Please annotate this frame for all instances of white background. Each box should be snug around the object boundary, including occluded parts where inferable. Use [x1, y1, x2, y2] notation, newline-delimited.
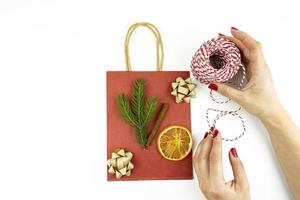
[0, 0, 300, 199]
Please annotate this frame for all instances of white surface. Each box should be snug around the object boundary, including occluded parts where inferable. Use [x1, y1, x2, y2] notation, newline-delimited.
[0, 0, 299, 199]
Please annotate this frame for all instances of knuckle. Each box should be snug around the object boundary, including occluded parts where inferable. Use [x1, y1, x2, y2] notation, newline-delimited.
[214, 137, 222, 145]
[219, 85, 228, 95]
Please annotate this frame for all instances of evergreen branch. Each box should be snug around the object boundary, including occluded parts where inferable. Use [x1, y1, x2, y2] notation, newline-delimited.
[143, 96, 159, 127]
[131, 79, 145, 126]
[116, 78, 159, 149]
[117, 94, 138, 127]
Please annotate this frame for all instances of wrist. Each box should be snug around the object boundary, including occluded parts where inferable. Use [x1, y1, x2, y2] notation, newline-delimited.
[257, 103, 286, 124]
[258, 104, 292, 130]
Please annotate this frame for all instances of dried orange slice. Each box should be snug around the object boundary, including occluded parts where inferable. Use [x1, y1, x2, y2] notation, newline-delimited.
[157, 125, 193, 161]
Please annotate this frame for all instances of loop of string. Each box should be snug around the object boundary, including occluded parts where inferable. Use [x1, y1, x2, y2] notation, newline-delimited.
[207, 65, 246, 141]
[124, 22, 164, 71]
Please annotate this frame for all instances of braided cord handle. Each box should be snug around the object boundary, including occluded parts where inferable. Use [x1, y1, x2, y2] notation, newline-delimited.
[124, 22, 164, 71]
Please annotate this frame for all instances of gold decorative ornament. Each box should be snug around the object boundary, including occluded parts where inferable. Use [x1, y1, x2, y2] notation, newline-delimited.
[171, 77, 196, 103]
[107, 148, 134, 179]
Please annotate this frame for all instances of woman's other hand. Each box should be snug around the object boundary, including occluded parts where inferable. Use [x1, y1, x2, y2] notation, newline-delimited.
[210, 28, 283, 119]
[193, 129, 250, 200]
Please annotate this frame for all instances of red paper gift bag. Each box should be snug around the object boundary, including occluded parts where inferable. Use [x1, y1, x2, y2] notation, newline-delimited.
[106, 23, 193, 181]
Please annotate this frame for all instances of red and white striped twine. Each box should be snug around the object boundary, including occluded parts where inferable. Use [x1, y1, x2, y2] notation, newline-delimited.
[191, 37, 246, 141]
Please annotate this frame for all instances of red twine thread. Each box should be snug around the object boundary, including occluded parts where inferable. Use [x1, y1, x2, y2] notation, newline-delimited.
[191, 37, 246, 141]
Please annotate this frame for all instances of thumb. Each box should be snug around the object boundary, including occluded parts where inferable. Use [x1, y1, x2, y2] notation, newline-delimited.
[228, 148, 249, 189]
[208, 83, 243, 103]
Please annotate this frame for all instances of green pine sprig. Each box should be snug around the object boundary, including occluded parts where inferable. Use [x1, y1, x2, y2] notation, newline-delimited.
[117, 94, 138, 127]
[132, 78, 145, 126]
[117, 78, 158, 148]
[144, 96, 158, 127]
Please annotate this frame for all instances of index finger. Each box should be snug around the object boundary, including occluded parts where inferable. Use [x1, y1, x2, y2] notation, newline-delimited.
[193, 132, 213, 182]
[219, 34, 251, 61]
[209, 129, 224, 180]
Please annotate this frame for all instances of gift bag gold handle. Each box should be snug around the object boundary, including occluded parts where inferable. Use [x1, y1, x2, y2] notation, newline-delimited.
[124, 22, 164, 71]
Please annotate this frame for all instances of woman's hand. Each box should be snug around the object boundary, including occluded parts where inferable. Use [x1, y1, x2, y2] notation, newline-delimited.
[204, 28, 300, 198]
[193, 129, 250, 200]
[209, 27, 283, 119]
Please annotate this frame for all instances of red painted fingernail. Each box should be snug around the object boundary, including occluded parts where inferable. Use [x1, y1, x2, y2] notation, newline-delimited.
[203, 132, 209, 139]
[212, 129, 218, 138]
[218, 33, 225, 36]
[208, 83, 218, 91]
[231, 27, 238, 30]
[210, 127, 214, 132]
[230, 148, 238, 157]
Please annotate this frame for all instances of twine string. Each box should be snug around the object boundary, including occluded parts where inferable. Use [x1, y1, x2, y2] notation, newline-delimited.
[191, 37, 246, 141]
